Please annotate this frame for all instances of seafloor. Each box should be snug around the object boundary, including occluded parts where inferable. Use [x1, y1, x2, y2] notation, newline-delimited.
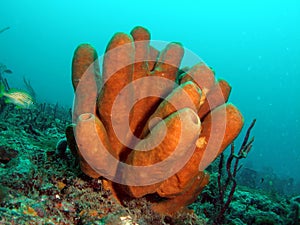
[0, 102, 299, 225]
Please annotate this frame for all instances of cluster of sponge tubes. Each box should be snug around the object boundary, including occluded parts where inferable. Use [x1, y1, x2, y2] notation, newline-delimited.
[66, 26, 244, 216]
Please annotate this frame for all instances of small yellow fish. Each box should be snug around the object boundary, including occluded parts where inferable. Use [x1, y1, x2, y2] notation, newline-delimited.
[0, 83, 34, 109]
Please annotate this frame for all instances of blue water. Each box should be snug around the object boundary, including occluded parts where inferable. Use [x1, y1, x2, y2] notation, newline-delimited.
[1, 1, 299, 192]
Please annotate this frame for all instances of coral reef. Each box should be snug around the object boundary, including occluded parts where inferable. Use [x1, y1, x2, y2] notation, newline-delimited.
[66, 26, 244, 216]
[0, 97, 298, 224]
[0, 103, 207, 224]
[192, 173, 300, 224]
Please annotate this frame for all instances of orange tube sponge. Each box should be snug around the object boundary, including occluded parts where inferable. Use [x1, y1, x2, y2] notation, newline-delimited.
[140, 81, 202, 138]
[67, 26, 245, 217]
[126, 108, 201, 197]
[180, 62, 215, 92]
[198, 79, 232, 119]
[71, 44, 99, 91]
[130, 26, 150, 80]
[155, 103, 243, 200]
[155, 43, 184, 80]
[97, 33, 135, 157]
[197, 103, 244, 170]
[129, 42, 184, 141]
[72, 44, 100, 121]
[75, 113, 116, 179]
[152, 171, 210, 216]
